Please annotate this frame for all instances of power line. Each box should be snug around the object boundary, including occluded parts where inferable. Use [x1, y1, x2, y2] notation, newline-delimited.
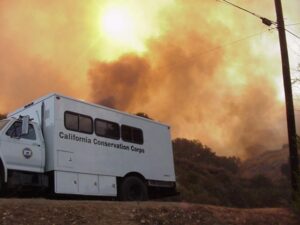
[286, 23, 300, 27]
[217, 0, 276, 26]
[218, 0, 300, 40]
[217, 0, 261, 18]
[285, 29, 300, 40]
[198, 29, 275, 56]
[287, 32, 300, 46]
[154, 29, 276, 72]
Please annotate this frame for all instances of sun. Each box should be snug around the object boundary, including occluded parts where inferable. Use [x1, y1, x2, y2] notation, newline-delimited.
[100, 5, 145, 54]
[97, 1, 173, 60]
[101, 7, 133, 40]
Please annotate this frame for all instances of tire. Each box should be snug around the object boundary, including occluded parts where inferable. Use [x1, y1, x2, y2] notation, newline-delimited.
[0, 168, 5, 197]
[120, 176, 148, 201]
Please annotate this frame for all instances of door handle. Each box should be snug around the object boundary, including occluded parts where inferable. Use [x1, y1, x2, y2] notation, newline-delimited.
[32, 143, 41, 147]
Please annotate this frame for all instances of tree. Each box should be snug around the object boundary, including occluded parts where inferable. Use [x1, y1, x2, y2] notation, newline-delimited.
[135, 112, 153, 120]
[291, 64, 300, 85]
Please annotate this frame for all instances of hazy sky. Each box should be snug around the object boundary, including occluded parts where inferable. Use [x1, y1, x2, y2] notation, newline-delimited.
[1, 0, 299, 157]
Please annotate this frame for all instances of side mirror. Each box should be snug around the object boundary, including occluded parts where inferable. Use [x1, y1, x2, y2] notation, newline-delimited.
[21, 116, 30, 135]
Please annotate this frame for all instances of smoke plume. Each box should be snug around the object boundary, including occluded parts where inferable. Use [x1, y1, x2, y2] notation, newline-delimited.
[89, 0, 287, 157]
[1, 0, 297, 157]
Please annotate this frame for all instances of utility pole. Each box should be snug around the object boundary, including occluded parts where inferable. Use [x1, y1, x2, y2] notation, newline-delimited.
[274, 0, 299, 196]
[219, 0, 299, 199]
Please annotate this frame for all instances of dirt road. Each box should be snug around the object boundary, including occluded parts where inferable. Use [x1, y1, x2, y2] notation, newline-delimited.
[0, 199, 299, 225]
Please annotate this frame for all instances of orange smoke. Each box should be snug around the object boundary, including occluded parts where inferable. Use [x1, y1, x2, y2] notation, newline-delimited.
[89, 28, 286, 157]
[1, 0, 298, 157]
[88, 0, 289, 157]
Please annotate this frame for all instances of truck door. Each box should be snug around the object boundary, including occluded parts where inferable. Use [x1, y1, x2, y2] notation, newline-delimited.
[0, 121, 44, 172]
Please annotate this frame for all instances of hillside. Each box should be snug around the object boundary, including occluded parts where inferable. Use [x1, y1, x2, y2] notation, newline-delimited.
[0, 199, 299, 225]
[171, 138, 291, 207]
[240, 145, 289, 182]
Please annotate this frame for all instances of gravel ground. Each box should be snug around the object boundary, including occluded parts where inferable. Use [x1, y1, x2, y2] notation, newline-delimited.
[0, 199, 299, 225]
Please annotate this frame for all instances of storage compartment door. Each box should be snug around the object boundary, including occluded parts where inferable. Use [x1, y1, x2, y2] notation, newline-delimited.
[55, 171, 78, 194]
[99, 176, 117, 196]
[78, 174, 99, 195]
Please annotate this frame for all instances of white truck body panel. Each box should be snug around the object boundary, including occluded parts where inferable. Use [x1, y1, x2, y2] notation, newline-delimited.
[7, 93, 175, 196]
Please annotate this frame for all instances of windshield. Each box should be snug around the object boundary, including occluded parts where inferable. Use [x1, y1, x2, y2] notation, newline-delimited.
[0, 120, 9, 131]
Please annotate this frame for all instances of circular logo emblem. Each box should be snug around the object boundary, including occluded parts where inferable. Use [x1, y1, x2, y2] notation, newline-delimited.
[23, 148, 33, 159]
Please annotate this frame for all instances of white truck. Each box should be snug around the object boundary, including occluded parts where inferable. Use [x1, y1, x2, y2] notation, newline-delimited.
[0, 93, 176, 200]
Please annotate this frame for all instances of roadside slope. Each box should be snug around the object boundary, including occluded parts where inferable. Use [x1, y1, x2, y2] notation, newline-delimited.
[0, 199, 299, 225]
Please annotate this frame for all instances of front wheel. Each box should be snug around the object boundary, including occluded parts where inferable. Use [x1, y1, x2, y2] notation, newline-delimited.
[119, 176, 148, 201]
[0, 171, 6, 197]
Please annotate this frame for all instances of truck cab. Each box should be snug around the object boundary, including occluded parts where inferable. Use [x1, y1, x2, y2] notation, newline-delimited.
[0, 117, 46, 193]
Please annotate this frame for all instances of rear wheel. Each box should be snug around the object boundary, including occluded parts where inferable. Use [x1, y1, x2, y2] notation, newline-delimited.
[120, 176, 148, 201]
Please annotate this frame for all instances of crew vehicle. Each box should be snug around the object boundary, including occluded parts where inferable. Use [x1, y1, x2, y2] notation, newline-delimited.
[0, 93, 176, 200]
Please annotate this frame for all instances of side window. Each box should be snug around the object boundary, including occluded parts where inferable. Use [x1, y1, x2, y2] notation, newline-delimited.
[6, 122, 36, 140]
[95, 119, 120, 140]
[64, 111, 93, 134]
[132, 127, 143, 144]
[26, 125, 36, 140]
[121, 125, 144, 145]
[79, 116, 93, 134]
[65, 112, 78, 131]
